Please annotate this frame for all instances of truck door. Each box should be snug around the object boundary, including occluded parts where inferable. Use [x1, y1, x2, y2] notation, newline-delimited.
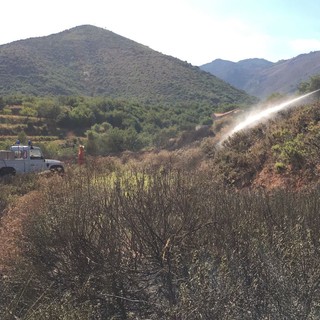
[29, 148, 45, 172]
[12, 148, 27, 173]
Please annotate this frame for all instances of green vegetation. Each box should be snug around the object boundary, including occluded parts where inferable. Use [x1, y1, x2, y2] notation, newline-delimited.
[208, 101, 320, 188]
[0, 94, 230, 155]
[2, 27, 320, 319]
[298, 74, 320, 94]
[0, 24, 258, 156]
[0, 25, 256, 107]
[1, 94, 320, 318]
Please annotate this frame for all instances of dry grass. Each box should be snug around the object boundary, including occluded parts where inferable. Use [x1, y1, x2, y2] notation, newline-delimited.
[0, 190, 42, 274]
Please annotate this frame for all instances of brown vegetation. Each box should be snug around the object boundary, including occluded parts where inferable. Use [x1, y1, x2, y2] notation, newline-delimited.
[0, 190, 41, 274]
[1, 101, 320, 318]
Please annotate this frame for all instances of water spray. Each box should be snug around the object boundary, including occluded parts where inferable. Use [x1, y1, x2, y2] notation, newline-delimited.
[219, 89, 320, 145]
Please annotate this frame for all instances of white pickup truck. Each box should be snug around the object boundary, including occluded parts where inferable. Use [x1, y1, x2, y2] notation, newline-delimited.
[0, 145, 64, 176]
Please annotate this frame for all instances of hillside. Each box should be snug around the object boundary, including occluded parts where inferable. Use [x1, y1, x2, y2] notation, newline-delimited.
[201, 52, 320, 99]
[205, 100, 320, 189]
[0, 25, 255, 107]
[2, 25, 320, 319]
[2, 99, 320, 319]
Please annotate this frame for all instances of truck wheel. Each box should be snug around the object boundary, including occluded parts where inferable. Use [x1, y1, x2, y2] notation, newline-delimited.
[50, 166, 64, 174]
[0, 167, 16, 176]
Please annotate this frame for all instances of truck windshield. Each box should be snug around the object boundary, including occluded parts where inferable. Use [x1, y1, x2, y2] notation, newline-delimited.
[30, 148, 43, 159]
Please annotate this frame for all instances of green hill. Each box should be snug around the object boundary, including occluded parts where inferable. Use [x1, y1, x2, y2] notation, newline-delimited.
[0, 25, 255, 106]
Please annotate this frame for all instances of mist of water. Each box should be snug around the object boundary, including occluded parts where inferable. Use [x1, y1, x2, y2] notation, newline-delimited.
[220, 89, 320, 145]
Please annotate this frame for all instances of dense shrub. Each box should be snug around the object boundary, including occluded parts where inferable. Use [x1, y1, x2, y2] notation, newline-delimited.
[0, 173, 39, 217]
[2, 160, 320, 319]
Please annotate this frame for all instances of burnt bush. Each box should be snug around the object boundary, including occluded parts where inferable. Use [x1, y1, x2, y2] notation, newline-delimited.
[0, 173, 39, 218]
[2, 160, 320, 319]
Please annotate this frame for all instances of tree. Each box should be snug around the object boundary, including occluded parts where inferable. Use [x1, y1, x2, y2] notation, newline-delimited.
[86, 131, 99, 156]
[20, 106, 37, 118]
[36, 99, 61, 119]
[17, 131, 28, 144]
[0, 96, 5, 110]
[69, 104, 96, 128]
[265, 92, 286, 104]
[2, 106, 12, 115]
[298, 74, 320, 95]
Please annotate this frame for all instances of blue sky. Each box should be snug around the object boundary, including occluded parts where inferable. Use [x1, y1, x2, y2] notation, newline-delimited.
[1, 0, 320, 66]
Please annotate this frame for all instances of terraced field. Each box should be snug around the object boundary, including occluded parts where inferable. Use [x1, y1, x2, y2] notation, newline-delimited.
[0, 114, 57, 140]
[0, 113, 81, 159]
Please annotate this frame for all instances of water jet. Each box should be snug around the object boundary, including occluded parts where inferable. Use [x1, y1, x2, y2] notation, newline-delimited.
[219, 89, 320, 146]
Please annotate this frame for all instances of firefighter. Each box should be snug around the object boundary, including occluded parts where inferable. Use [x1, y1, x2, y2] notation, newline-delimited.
[78, 145, 85, 165]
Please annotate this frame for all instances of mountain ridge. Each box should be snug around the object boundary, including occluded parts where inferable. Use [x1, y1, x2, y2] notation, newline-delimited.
[201, 52, 320, 98]
[0, 24, 255, 107]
